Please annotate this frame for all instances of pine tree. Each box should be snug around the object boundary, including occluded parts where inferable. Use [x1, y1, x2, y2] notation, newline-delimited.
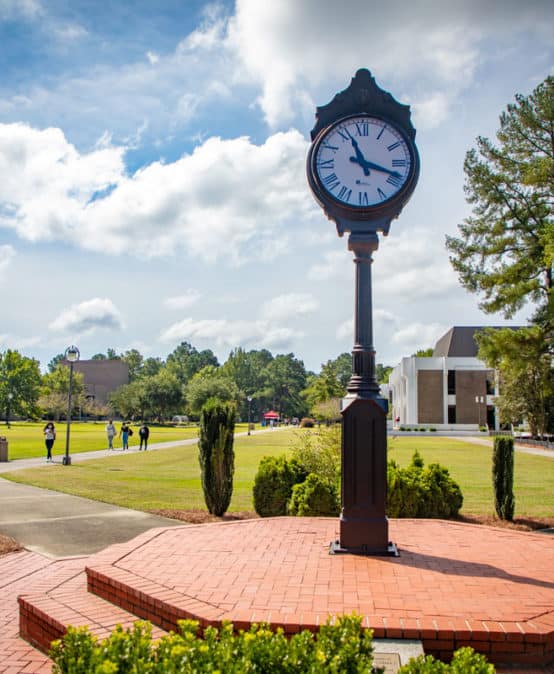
[492, 436, 515, 521]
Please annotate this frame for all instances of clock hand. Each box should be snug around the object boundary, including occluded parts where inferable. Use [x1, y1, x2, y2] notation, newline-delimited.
[350, 137, 370, 176]
[357, 158, 402, 179]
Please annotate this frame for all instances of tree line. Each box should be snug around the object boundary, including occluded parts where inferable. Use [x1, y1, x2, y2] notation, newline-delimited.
[0, 343, 392, 424]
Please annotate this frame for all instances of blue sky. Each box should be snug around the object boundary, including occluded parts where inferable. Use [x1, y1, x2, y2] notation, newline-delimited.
[0, 0, 552, 373]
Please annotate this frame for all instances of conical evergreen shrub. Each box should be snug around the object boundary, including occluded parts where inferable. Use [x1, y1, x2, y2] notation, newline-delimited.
[492, 435, 515, 521]
[198, 399, 236, 516]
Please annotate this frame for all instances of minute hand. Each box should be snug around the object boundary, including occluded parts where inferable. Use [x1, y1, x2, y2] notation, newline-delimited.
[351, 156, 402, 179]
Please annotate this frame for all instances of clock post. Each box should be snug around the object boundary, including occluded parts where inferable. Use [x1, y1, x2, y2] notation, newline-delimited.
[306, 69, 420, 555]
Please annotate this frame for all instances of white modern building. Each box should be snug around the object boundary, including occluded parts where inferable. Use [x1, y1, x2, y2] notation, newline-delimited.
[388, 327, 499, 429]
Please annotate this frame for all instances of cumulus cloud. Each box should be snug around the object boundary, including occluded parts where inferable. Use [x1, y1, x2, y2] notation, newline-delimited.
[49, 298, 124, 335]
[227, 0, 553, 128]
[0, 333, 41, 350]
[159, 317, 303, 351]
[164, 289, 202, 310]
[0, 123, 314, 262]
[260, 292, 318, 321]
[392, 322, 447, 353]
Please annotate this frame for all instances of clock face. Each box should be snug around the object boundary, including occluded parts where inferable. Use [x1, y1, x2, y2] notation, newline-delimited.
[312, 115, 414, 208]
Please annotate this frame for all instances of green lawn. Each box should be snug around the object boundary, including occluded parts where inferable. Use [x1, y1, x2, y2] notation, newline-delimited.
[2, 430, 553, 518]
[0, 421, 251, 460]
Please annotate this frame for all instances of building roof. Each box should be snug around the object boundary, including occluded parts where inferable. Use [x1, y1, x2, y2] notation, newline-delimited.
[432, 326, 521, 358]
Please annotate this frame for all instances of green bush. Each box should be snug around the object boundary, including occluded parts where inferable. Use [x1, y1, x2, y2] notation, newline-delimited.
[198, 399, 236, 516]
[492, 436, 515, 521]
[253, 455, 306, 517]
[299, 417, 316, 428]
[50, 615, 378, 674]
[387, 452, 463, 518]
[50, 618, 495, 673]
[290, 425, 341, 485]
[288, 473, 340, 516]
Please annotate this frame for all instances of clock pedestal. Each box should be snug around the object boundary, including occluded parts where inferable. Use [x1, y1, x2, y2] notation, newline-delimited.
[331, 231, 397, 556]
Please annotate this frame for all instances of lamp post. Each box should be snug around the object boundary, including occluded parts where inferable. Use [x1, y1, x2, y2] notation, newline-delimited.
[247, 396, 252, 435]
[63, 345, 80, 466]
[475, 395, 485, 429]
[6, 392, 13, 428]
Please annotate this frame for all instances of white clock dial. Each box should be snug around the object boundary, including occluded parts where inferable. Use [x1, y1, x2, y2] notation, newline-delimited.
[314, 116, 412, 208]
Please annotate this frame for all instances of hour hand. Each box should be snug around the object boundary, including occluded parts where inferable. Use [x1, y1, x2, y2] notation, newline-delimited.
[350, 138, 370, 176]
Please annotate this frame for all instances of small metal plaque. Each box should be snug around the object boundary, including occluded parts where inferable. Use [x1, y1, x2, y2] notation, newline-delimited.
[373, 652, 401, 673]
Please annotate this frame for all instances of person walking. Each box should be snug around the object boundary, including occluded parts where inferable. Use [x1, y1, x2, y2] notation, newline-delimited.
[139, 422, 150, 450]
[105, 419, 116, 450]
[119, 422, 132, 450]
[43, 422, 56, 462]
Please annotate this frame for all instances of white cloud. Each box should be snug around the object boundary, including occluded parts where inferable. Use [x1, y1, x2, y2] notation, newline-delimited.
[159, 317, 303, 351]
[308, 249, 350, 281]
[392, 322, 447, 353]
[146, 51, 159, 65]
[0, 332, 41, 350]
[0, 244, 15, 274]
[227, 0, 553, 128]
[0, 0, 42, 20]
[49, 298, 124, 335]
[164, 289, 202, 310]
[336, 319, 352, 340]
[0, 123, 314, 263]
[261, 292, 318, 321]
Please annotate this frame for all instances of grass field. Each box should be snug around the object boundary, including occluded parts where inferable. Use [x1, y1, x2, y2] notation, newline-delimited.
[2, 428, 553, 518]
[0, 421, 251, 460]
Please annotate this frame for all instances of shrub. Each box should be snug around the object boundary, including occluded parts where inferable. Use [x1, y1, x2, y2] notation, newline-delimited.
[198, 399, 235, 516]
[50, 619, 495, 673]
[299, 417, 316, 428]
[398, 646, 495, 673]
[387, 452, 463, 518]
[492, 436, 515, 521]
[429, 427, 437, 432]
[253, 455, 306, 517]
[288, 473, 340, 516]
[290, 425, 341, 485]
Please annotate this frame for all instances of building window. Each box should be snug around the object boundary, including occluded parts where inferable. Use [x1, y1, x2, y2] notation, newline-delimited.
[486, 376, 494, 395]
[447, 370, 456, 395]
[448, 405, 456, 423]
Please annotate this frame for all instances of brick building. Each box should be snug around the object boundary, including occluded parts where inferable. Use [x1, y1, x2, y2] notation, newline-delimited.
[388, 327, 501, 429]
[70, 359, 129, 405]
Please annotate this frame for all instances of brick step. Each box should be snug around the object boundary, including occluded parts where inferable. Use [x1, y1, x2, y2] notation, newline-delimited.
[18, 570, 167, 654]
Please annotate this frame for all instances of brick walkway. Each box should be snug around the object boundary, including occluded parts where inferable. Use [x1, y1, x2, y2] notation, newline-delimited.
[11, 518, 554, 671]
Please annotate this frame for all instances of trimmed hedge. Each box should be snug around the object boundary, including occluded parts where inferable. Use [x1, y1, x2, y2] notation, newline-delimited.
[288, 473, 340, 517]
[50, 617, 495, 673]
[253, 455, 307, 516]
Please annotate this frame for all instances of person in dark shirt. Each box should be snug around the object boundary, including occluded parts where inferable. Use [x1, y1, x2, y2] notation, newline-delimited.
[139, 423, 150, 450]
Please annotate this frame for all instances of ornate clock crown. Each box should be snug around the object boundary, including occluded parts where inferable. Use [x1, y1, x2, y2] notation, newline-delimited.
[310, 69, 416, 142]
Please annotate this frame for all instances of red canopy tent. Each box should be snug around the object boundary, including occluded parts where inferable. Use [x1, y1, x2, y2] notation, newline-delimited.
[263, 410, 280, 420]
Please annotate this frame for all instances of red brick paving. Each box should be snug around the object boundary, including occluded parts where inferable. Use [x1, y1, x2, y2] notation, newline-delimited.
[6, 518, 554, 672]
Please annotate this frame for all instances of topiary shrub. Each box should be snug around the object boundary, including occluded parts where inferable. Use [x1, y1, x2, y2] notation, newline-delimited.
[299, 417, 316, 428]
[492, 436, 515, 521]
[398, 646, 495, 673]
[387, 452, 463, 518]
[288, 473, 340, 516]
[198, 399, 236, 517]
[253, 455, 307, 517]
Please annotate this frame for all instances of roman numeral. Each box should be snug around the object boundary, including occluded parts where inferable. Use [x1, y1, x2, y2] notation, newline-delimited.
[355, 122, 369, 136]
[386, 174, 402, 188]
[392, 159, 406, 167]
[337, 127, 353, 141]
[322, 142, 339, 153]
[322, 173, 340, 191]
[377, 188, 388, 201]
[387, 141, 401, 151]
[317, 158, 334, 170]
[337, 186, 352, 202]
[376, 126, 385, 140]
[358, 191, 369, 206]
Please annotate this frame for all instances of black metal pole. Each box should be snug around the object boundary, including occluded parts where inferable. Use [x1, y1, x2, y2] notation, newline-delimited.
[247, 398, 252, 435]
[64, 363, 73, 466]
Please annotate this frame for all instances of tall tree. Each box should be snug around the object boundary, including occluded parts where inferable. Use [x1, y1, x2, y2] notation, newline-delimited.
[120, 349, 144, 381]
[165, 342, 219, 386]
[446, 76, 553, 322]
[0, 349, 42, 420]
[40, 363, 85, 420]
[477, 326, 554, 436]
[185, 366, 239, 416]
[264, 353, 308, 418]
